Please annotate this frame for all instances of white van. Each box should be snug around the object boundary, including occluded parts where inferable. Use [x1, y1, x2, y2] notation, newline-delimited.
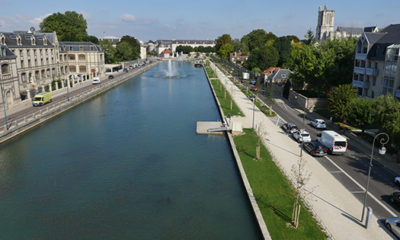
[92, 77, 101, 85]
[317, 130, 347, 154]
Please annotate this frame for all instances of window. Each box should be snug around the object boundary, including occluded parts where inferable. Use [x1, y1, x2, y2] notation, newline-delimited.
[79, 46, 83, 51]
[1, 64, 10, 74]
[21, 73, 26, 82]
[17, 36, 22, 45]
[79, 66, 86, 72]
[373, 77, 376, 86]
[1, 36, 5, 45]
[43, 38, 47, 45]
[20, 60, 24, 68]
[78, 54, 85, 60]
[371, 91, 375, 98]
[69, 47, 73, 51]
[28, 59, 31, 67]
[69, 66, 76, 72]
[31, 37, 35, 45]
[68, 54, 76, 60]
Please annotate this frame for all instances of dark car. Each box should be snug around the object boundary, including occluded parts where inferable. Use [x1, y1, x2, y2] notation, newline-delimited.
[391, 192, 400, 207]
[123, 68, 128, 73]
[108, 75, 114, 79]
[281, 122, 299, 134]
[303, 142, 328, 157]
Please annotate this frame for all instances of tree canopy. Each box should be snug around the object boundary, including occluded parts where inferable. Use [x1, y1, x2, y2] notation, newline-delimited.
[328, 84, 357, 123]
[273, 36, 292, 67]
[215, 34, 234, 59]
[40, 11, 88, 41]
[99, 39, 117, 64]
[244, 45, 279, 70]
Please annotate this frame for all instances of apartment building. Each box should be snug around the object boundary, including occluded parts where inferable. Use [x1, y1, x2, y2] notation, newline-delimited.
[352, 24, 400, 99]
[0, 29, 105, 108]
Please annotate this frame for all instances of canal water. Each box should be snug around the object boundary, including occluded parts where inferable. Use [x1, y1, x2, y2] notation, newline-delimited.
[0, 61, 261, 239]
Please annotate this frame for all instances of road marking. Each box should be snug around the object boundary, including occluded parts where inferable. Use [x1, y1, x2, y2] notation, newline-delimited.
[351, 191, 365, 194]
[325, 156, 397, 217]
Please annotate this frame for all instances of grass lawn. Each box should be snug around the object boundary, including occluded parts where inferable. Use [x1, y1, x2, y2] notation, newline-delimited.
[234, 129, 326, 240]
[337, 122, 361, 131]
[204, 66, 217, 78]
[210, 79, 244, 116]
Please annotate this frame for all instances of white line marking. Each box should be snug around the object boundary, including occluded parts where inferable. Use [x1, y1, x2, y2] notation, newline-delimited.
[351, 191, 365, 194]
[324, 156, 397, 217]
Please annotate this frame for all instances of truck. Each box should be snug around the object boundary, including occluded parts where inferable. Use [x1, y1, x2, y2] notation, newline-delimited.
[32, 92, 52, 106]
[317, 130, 347, 154]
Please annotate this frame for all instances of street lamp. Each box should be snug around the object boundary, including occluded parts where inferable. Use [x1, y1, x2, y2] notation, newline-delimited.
[252, 95, 255, 129]
[66, 78, 71, 102]
[361, 132, 389, 223]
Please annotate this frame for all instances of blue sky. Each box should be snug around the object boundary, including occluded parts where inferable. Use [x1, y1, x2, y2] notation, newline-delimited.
[1, 0, 399, 41]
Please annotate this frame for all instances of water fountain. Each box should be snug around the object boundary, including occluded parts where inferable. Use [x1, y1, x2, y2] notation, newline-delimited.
[166, 59, 176, 78]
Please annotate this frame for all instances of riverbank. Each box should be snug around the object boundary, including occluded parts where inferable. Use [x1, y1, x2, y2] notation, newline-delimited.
[0, 61, 159, 145]
[203, 63, 272, 240]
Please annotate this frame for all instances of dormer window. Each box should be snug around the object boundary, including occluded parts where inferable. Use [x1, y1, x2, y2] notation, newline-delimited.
[31, 37, 36, 45]
[0, 36, 5, 45]
[43, 37, 47, 46]
[17, 36, 22, 46]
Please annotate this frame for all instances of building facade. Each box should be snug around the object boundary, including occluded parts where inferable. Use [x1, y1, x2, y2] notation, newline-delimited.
[316, 5, 363, 42]
[0, 30, 105, 108]
[154, 40, 215, 56]
[352, 24, 400, 99]
[0, 44, 19, 108]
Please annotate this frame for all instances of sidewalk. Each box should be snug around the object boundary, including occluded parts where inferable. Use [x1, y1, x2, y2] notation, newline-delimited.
[210, 62, 388, 240]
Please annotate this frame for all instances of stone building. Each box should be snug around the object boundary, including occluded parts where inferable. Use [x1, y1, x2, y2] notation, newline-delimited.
[59, 42, 105, 82]
[316, 5, 363, 42]
[0, 29, 105, 109]
[352, 24, 400, 99]
[0, 44, 19, 107]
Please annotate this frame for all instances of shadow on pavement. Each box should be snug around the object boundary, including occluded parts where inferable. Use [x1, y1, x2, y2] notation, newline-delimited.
[265, 138, 299, 158]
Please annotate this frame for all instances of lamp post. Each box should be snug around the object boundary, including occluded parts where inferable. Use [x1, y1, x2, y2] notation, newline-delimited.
[252, 95, 255, 129]
[66, 78, 70, 102]
[361, 132, 389, 223]
[0, 83, 9, 130]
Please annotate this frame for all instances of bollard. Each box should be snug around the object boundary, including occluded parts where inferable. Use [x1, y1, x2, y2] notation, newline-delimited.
[365, 207, 373, 229]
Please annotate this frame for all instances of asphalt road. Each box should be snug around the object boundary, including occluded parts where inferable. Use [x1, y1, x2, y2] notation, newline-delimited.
[243, 81, 400, 221]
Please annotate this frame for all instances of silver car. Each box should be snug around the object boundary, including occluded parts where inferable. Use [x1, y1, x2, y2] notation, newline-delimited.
[386, 217, 400, 238]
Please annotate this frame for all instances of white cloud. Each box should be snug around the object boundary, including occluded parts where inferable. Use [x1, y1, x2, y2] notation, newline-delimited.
[121, 14, 135, 22]
[28, 13, 51, 26]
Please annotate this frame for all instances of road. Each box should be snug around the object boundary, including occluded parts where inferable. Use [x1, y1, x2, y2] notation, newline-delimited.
[214, 58, 400, 221]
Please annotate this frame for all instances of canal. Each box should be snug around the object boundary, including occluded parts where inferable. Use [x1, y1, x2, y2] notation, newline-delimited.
[0, 61, 261, 239]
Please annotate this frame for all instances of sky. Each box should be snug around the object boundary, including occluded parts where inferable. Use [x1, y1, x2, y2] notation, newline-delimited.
[1, 0, 399, 42]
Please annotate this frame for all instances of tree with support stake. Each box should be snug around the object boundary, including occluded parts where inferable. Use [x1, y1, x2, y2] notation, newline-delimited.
[291, 152, 311, 228]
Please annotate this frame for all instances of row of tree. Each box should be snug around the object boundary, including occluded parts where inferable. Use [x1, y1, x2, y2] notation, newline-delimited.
[329, 84, 400, 147]
[175, 45, 215, 54]
[40, 11, 141, 64]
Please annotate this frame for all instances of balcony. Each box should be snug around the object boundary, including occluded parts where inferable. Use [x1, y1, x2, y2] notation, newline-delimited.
[354, 67, 366, 74]
[366, 68, 379, 76]
[355, 53, 367, 60]
[395, 89, 400, 98]
[353, 79, 369, 88]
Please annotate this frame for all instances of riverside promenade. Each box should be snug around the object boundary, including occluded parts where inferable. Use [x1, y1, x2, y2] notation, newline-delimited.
[209, 62, 389, 240]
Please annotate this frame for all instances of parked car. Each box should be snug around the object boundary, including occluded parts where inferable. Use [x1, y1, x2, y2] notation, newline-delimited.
[32, 92, 52, 106]
[386, 217, 400, 238]
[395, 177, 400, 186]
[281, 122, 299, 134]
[391, 192, 400, 207]
[250, 79, 256, 85]
[108, 75, 114, 79]
[303, 142, 328, 157]
[123, 68, 128, 73]
[311, 119, 327, 129]
[293, 129, 312, 143]
[92, 77, 101, 85]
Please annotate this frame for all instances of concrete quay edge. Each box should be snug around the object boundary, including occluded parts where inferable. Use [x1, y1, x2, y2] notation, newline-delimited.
[203, 65, 272, 240]
[0, 62, 159, 145]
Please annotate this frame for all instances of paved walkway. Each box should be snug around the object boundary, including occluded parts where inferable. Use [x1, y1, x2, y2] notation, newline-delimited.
[210, 62, 389, 240]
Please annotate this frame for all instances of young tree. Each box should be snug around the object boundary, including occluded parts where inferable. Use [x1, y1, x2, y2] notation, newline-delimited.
[291, 154, 310, 228]
[40, 11, 88, 41]
[328, 84, 357, 123]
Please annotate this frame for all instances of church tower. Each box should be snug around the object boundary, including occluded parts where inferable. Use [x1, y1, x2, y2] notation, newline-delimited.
[316, 5, 335, 42]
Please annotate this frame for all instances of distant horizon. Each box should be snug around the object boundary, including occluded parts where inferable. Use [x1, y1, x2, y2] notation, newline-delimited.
[1, 0, 399, 42]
